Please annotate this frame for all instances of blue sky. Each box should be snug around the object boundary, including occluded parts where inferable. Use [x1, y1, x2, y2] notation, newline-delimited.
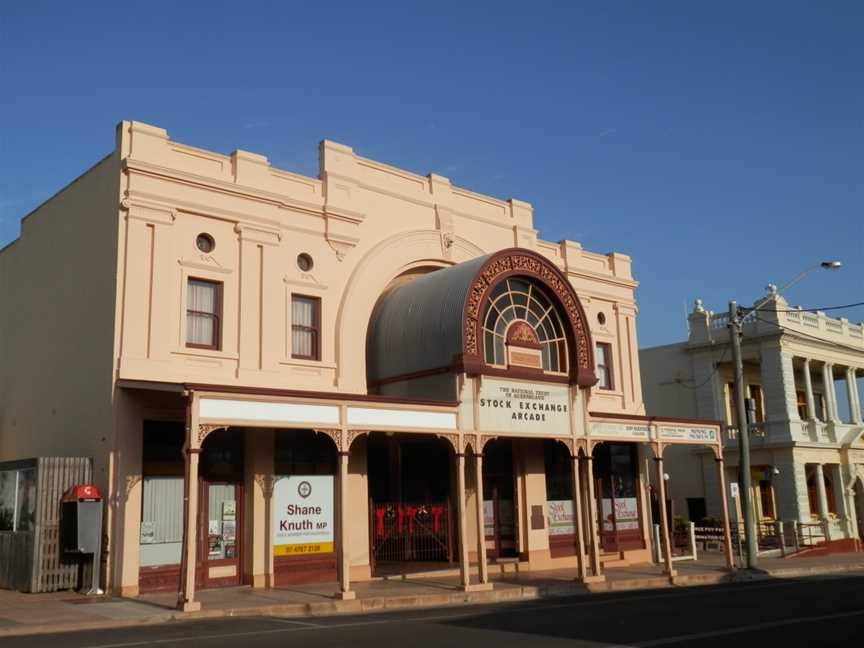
[1, 1, 861, 347]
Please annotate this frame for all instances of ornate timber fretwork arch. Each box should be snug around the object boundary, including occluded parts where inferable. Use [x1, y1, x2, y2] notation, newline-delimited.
[555, 437, 574, 456]
[314, 428, 343, 451]
[198, 424, 227, 446]
[461, 248, 596, 388]
[437, 433, 460, 453]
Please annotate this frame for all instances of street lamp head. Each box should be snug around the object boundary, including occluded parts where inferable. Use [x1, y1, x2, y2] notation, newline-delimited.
[820, 261, 842, 270]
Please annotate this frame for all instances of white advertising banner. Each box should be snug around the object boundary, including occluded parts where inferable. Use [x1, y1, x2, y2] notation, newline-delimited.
[547, 500, 575, 536]
[658, 425, 718, 443]
[590, 421, 651, 441]
[600, 497, 639, 531]
[272, 475, 334, 556]
[478, 378, 570, 434]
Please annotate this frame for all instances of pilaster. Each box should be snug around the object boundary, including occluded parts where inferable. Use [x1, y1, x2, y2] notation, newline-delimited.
[822, 363, 839, 423]
[759, 343, 799, 426]
[802, 358, 816, 421]
[845, 367, 862, 424]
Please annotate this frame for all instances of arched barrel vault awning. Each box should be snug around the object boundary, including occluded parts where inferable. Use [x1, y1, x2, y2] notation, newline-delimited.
[367, 247, 597, 389]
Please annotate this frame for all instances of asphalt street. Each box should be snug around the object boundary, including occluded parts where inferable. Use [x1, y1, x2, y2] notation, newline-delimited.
[5, 575, 863, 648]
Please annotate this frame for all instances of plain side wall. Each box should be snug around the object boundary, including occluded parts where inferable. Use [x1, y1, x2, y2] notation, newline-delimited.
[0, 153, 120, 491]
[639, 343, 697, 419]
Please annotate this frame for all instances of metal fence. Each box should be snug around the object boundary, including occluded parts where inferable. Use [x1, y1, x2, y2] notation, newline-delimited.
[0, 457, 93, 592]
[693, 519, 843, 559]
[369, 501, 454, 568]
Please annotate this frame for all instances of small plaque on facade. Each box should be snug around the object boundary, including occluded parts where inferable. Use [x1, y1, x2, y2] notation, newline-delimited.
[590, 421, 651, 440]
[508, 347, 542, 369]
[659, 425, 717, 443]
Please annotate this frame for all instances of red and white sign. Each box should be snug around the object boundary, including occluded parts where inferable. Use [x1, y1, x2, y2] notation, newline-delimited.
[601, 497, 639, 531]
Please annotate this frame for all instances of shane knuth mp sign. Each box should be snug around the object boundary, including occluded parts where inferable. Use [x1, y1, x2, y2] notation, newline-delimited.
[272, 475, 334, 556]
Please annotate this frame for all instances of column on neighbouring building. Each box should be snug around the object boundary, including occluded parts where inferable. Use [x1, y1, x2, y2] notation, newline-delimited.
[829, 464, 854, 538]
[759, 343, 800, 427]
[845, 366, 862, 424]
[814, 464, 830, 522]
[789, 459, 811, 523]
[822, 363, 839, 423]
[802, 358, 817, 421]
[842, 462, 860, 538]
[770, 453, 800, 521]
[853, 368, 863, 424]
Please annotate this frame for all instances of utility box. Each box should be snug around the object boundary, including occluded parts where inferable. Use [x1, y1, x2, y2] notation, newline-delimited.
[60, 484, 103, 594]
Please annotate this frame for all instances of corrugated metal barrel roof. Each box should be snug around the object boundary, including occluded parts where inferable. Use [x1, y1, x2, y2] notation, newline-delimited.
[367, 254, 491, 384]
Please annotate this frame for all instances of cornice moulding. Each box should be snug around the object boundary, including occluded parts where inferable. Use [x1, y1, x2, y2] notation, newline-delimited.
[123, 158, 326, 218]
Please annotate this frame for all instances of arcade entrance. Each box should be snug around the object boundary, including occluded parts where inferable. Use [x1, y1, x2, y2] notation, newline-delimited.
[367, 434, 455, 573]
[483, 439, 517, 560]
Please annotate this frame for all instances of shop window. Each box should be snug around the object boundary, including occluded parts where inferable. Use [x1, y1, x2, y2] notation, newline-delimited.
[543, 440, 572, 501]
[0, 468, 36, 532]
[595, 343, 613, 389]
[140, 421, 184, 567]
[291, 295, 320, 360]
[186, 278, 222, 349]
[686, 497, 707, 523]
[593, 444, 642, 548]
[274, 430, 336, 476]
[544, 441, 575, 538]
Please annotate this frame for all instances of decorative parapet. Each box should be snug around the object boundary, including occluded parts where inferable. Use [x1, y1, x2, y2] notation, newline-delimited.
[688, 289, 864, 351]
[780, 308, 864, 349]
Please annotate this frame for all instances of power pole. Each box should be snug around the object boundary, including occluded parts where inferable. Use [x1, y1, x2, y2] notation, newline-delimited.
[728, 301, 759, 569]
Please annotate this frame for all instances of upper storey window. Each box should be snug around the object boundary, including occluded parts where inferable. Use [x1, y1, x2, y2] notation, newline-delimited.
[292, 295, 320, 360]
[482, 278, 568, 374]
[186, 278, 222, 350]
[595, 342, 613, 389]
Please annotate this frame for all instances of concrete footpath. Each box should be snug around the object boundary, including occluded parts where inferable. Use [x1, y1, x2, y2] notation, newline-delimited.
[1, 553, 862, 638]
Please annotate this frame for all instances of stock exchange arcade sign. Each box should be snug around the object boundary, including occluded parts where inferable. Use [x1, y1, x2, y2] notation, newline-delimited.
[478, 378, 570, 434]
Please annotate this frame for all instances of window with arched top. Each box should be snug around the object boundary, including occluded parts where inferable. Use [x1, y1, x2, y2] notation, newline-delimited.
[482, 277, 568, 374]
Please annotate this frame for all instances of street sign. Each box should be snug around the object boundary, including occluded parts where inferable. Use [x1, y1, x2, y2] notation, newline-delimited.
[730, 482, 740, 498]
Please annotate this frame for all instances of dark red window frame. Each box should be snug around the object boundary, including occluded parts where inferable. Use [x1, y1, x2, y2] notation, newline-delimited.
[186, 277, 222, 351]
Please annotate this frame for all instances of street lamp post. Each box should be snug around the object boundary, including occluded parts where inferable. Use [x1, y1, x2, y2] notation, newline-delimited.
[728, 260, 841, 571]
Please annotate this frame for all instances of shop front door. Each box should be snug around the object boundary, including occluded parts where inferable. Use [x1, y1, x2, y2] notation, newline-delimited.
[484, 483, 516, 559]
[483, 440, 517, 560]
[199, 481, 243, 588]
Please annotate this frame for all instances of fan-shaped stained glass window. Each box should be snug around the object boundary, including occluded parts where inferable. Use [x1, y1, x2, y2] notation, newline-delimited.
[482, 277, 568, 373]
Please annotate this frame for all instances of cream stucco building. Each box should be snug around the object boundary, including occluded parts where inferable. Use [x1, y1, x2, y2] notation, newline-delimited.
[641, 292, 864, 545]
[0, 121, 730, 606]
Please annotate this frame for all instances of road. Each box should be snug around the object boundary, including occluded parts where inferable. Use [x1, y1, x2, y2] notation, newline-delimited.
[5, 575, 863, 648]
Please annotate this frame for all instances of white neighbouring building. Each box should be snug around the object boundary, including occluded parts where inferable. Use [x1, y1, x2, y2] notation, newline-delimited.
[640, 287, 864, 543]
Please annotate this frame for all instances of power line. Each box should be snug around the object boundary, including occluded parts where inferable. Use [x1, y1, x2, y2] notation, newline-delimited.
[750, 301, 864, 314]
[675, 346, 730, 390]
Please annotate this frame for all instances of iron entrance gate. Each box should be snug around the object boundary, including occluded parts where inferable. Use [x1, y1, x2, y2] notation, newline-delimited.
[369, 501, 454, 569]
